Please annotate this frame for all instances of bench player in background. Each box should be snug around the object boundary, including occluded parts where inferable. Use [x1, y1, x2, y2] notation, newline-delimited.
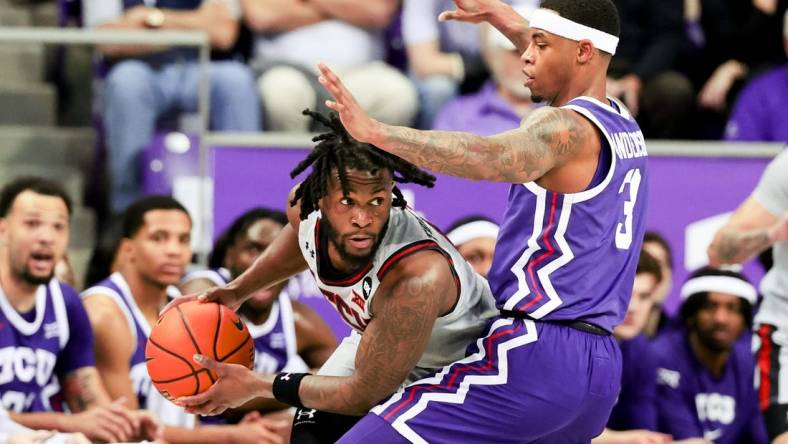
[82, 196, 283, 443]
[0, 177, 157, 443]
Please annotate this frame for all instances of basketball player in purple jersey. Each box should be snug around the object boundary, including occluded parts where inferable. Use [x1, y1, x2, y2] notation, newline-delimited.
[316, 0, 649, 440]
[82, 196, 285, 443]
[0, 178, 157, 443]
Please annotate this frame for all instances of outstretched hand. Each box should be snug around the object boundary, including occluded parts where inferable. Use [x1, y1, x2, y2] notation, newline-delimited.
[317, 63, 382, 145]
[175, 355, 271, 416]
[438, 0, 495, 24]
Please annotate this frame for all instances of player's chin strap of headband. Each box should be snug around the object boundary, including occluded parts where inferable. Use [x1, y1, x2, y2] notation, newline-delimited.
[528, 8, 619, 55]
[680, 275, 758, 305]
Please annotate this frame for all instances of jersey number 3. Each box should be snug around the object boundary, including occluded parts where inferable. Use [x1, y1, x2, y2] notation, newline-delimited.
[616, 168, 642, 250]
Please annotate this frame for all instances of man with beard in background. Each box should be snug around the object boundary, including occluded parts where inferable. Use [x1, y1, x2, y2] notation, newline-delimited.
[653, 267, 768, 443]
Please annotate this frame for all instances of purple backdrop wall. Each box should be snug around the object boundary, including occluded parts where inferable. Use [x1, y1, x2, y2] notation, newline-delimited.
[212, 146, 774, 338]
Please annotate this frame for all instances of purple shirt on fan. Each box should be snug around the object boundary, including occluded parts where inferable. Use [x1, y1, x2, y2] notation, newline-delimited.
[432, 81, 523, 135]
[487, 96, 649, 332]
[653, 328, 768, 443]
[725, 65, 788, 142]
[0, 280, 95, 413]
[608, 334, 658, 431]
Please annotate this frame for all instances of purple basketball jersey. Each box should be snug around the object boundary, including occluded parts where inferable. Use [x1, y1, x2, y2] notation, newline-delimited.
[182, 268, 232, 288]
[0, 279, 93, 413]
[654, 328, 768, 443]
[608, 334, 658, 431]
[487, 96, 649, 331]
[82, 273, 152, 408]
[245, 292, 308, 375]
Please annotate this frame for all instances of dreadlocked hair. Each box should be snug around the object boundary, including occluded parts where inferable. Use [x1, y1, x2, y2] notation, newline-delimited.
[289, 109, 436, 220]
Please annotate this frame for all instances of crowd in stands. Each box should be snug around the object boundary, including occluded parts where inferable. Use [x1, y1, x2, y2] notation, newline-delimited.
[70, 0, 787, 214]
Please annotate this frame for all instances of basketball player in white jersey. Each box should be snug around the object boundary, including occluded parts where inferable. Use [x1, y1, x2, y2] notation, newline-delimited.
[168, 110, 498, 443]
[82, 196, 284, 443]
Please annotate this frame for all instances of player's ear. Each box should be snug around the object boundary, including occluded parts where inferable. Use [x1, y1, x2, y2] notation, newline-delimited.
[0, 218, 7, 245]
[119, 238, 135, 262]
[576, 40, 595, 64]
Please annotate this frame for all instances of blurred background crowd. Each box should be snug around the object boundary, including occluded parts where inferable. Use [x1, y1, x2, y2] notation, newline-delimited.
[0, 0, 786, 442]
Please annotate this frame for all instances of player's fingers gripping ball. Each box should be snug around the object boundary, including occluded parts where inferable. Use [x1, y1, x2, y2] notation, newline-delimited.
[146, 300, 255, 401]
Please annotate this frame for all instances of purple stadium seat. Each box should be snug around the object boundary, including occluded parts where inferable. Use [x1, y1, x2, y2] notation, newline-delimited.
[141, 132, 201, 195]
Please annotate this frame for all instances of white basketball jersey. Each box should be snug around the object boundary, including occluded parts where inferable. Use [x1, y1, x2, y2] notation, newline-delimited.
[298, 207, 497, 378]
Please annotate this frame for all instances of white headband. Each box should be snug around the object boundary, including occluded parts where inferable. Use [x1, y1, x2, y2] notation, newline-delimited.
[528, 8, 619, 55]
[447, 220, 500, 246]
[680, 275, 758, 305]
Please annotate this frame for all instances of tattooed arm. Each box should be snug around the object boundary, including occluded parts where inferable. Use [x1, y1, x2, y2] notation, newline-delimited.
[317, 63, 596, 183]
[708, 197, 788, 266]
[177, 250, 456, 416]
[374, 108, 593, 183]
[62, 367, 112, 411]
[296, 251, 454, 414]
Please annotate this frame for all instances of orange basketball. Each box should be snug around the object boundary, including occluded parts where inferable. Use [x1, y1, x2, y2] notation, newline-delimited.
[145, 301, 254, 401]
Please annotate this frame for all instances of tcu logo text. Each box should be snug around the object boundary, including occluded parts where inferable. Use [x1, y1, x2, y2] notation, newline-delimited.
[695, 393, 735, 425]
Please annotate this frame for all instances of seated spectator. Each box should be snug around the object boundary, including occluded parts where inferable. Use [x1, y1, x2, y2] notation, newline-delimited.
[595, 251, 682, 443]
[654, 267, 768, 443]
[724, 9, 788, 142]
[642, 231, 677, 339]
[81, 196, 282, 443]
[433, 21, 539, 135]
[445, 215, 499, 278]
[607, 0, 694, 139]
[180, 207, 337, 426]
[679, 0, 786, 139]
[244, 0, 417, 132]
[82, 0, 261, 214]
[403, 0, 537, 128]
[0, 178, 157, 443]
